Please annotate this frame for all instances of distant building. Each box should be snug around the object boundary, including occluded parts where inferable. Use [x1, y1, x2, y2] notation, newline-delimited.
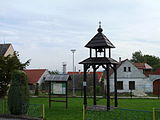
[149, 69, 160, 95]
[24, 69, 49, 91]
[68, 72, 103, 80]
[0, 43, 14, 56]
[107, 59, 160, 95]
[109, 59, 152, 93]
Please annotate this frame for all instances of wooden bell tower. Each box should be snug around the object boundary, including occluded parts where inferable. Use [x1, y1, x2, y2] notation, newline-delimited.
[79, 22, 118, 110]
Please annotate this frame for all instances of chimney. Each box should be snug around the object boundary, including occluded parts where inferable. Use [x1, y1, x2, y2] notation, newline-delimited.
[119, 57, 121, 63]
[62, 62, 67, 74]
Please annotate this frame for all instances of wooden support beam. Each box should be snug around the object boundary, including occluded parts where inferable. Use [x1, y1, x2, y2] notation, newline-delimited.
[90, 48, 92, 58]
[95, 49, 97, 57]
[49, 82, 51, 108]
[66, 82, 68, 109]
[83, 64, 87, 109]
[114, 64, 118, 107]
[93, 65, 96, 105]
[106, 64, 110, 110]
[109, 48, 111, 58]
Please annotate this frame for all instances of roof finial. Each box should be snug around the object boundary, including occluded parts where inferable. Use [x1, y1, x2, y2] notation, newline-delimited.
[99, 21, 101, 28]
[98, 21, 103, 33]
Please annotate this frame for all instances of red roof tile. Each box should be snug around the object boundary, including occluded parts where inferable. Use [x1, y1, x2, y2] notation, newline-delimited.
[150, 68, 160, 75]
[133, 63, 152, 69]
[24, 69, 47, 84]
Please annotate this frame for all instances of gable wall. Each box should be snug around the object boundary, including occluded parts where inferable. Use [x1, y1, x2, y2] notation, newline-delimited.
[111, 60, 146, 79]
[37, 70, 49, 85]
[109, 77, 152, 93]
[109, 60, 152, 93]
[4, 45, 14, 57]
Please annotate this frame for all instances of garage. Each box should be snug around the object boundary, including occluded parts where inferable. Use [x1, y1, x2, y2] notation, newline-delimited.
[153, 79, 160, 95]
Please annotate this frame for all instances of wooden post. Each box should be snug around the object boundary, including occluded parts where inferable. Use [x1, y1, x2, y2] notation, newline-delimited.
[93, 65, 96, 105]
[106, 64, 110, 110]
[83, 64, 87, 109]
[42, 104, 45, 119]
[49, 81, 51, 108]
[95, 49, 97, 57]
[109, 48, 111, 58]
[114, 64, 118, 107]
[153, 108, 156, 120]
[90, 48, 92, 58]
[83, 104, 86, 120]
[66, 82, 68, 109]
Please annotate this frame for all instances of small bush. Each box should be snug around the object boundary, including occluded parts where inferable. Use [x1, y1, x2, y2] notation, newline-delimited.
[8, 70, 29, 115]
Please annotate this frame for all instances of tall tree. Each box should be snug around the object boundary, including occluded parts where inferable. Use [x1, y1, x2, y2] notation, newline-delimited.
[130, 51, 144, 63]
[0, 52, 30, 98]
[130, 51, 160, 71]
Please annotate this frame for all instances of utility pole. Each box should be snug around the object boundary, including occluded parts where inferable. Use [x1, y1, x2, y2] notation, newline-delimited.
[71, 49, 76, 96]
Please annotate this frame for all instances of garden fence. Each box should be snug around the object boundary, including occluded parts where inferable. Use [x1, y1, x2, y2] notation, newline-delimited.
[155, 108, 160, 120]
[0, 99, 45, 119]
[85, 108, 155, 120]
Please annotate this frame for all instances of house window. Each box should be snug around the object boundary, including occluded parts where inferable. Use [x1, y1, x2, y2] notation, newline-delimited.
[124, 67, 126, 72]
[129, 81, 135, 90]
[128, 67, 131, 72]
[29, 84, 35, 90]
[117, 81, 123, 90]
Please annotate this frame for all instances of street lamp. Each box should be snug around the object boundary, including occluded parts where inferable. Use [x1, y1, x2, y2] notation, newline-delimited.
[71, 49, 76, 96]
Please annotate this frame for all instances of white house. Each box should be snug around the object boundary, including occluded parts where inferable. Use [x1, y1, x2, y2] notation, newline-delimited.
[109, 59, 153, 93]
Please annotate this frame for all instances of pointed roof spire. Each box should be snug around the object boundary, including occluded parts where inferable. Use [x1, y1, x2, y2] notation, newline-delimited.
[85, 22, 115, 48]
[97, 21, 103, 33]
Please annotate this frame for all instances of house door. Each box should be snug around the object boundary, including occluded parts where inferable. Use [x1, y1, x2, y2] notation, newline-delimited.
[153, 79, 160, 95]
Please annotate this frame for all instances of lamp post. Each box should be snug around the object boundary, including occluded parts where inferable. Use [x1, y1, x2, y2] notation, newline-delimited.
[71, 49, 76, 96]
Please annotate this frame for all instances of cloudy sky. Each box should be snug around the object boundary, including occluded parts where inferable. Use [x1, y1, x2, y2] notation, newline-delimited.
[0, 0, 160, 72]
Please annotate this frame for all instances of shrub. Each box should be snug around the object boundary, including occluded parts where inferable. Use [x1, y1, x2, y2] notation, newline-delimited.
[34, 83, 39, 96]
[8, 70, 29, 115]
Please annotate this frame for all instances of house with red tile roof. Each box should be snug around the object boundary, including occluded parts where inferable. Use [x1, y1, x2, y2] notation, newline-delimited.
[108, 59, 153, 95]
[24, 69, 49, 90]
[105, 59, 160, 95]
[133, 63, 152, 76]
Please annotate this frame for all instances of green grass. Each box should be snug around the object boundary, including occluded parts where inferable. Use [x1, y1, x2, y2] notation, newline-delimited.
[29, 97, 160, 120]
[1, 98, 160, 120]
[30, 97, 83, 120]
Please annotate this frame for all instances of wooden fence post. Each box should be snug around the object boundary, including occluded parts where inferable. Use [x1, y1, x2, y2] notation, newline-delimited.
[42, 104, 45, 119]
[83, 104, 86, 120]
[153, 108, 155, 120]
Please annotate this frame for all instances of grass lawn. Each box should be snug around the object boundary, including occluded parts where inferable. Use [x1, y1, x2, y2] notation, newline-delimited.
[30, 97, 160, 120]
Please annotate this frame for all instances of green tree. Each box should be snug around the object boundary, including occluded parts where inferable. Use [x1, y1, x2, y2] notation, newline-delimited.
[0, 52, 30, 98]
[130, 51, 144, 62]
[130, 51, 160, 71]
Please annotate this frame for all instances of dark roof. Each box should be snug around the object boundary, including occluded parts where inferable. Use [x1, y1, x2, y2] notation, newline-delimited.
[0, 44, 11, 56]
[79, 57, 118, 64]
[45, 74, 71, 82]
[85, 27, 115, 48]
